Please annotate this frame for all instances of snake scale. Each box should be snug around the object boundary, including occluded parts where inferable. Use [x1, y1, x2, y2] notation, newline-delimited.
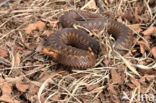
[41, 10, 133, 69]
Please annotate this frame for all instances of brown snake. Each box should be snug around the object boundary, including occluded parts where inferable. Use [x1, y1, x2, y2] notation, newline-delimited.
[41, 10, 133, 69]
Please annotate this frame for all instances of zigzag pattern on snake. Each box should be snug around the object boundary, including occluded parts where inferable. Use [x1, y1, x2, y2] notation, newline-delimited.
[41, 10, 133, 69]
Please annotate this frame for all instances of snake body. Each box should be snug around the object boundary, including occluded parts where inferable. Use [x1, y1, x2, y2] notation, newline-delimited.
[41, 10, 133, 68]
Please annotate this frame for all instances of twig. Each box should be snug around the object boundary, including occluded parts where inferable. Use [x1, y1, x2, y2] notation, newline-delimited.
[0, 0, 11, 6]
[0, 64, 48, 71]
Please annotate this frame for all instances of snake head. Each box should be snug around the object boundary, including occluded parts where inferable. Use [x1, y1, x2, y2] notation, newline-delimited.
[41, 48, 60, 59]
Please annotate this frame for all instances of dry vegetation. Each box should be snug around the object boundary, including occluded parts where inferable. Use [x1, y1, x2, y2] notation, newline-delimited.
[0, 0, 156, 103]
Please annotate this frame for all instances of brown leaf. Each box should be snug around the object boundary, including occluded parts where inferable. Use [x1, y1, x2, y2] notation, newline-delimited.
[16, 82, 29, 92]
[134, 7, 139, 19]
[130, 77, 140, 87]
[15, 52, 21, 66]
[25, 21, 45, 34]
[28, 95, 38, 103]
[117, 64, 125, 72]
[103, 59, 110, 67]
[145, 76, 154, 82]
[99, 92, 105, 102]
[0, 32, 3, 36]
[140, 44, 145, 54]
[138, 68, 156, 75]
[151, 46, 156, 59]
[137, 41, 150, 54]
[35, 21, 46, 31]
[1, 82, 12, 95]
[127, 83, 135, 89]
[143, 27, 156, 36]
[0, 95, 20, 103]
[83, 0, 97, 10]
[86, 83, 99, 91]
[138, 60, 146, 65]
[107, 84, 117, 95]
[144, 35, 151, 41]
[0, 47, 8, 58]
[49, 93, 61, 101]
[109, 0, 115, 4]
[110, 69, 122, 84]
[139, 77, 146, 84]
[129, 24, 142, 33]
[28, 85, 39, 95]
[103, 0, 109, 5]
[25, 23, 37, 34]
[0, 78, 20, 103]
[140, 86, 146, 93]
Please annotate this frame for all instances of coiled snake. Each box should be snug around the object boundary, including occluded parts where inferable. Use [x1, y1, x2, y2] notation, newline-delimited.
[41, 10, 133, 69]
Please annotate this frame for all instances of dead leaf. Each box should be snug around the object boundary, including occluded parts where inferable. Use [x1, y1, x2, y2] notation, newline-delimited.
[117, 64, 125, 72]
[0, 47, 8, 58]
[109, 0, 115, 4]
[145, 58, 153, 64]
[25, 23, 37, 34]
[0, 32, 3, 36]
[138, 61, 146, 65]
[86, 83, 99, 91]
[0, 95, 20, 103]
[28, 95, 38, 103]
[129, 24, 142, 33]
[28, 85, 39, 96]
[25, 21, 45, 34]
[110, 69, 122, 84]
[130, 77, 140, 87]
[25, 43, 37, 50]
[127, 83, 135, 89]
[16, 82, 29, 92]
[143, 35, 151, 41]
[0, 78, 20, 103]
[81, 0, 97, 10]
[140, 44, 145, 54]
[1, 82, 12, 95]
[99, 93, 105, 102]
[140, 86, 146, 93]
[133, 7, 140, 23]
[15, 52, 21, 66]
[151, 46, 156, 59]
[103, 0, 109, 5]
[49, 93, 61, 101]
[143, 27, 156, 36]
[103, 59, 110, 67]
[145, 76, 154, 82]
[107, 84, 117, 95]
[139, 77, 146, 84]
[137, 41, 150, 54]
[35, 21, 46, 31]
[138, 68, 156, 75]
[134, 7, 138, 19]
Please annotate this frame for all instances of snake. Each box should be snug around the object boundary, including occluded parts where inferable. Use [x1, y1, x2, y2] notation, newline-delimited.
[40, 10, 133, 69]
